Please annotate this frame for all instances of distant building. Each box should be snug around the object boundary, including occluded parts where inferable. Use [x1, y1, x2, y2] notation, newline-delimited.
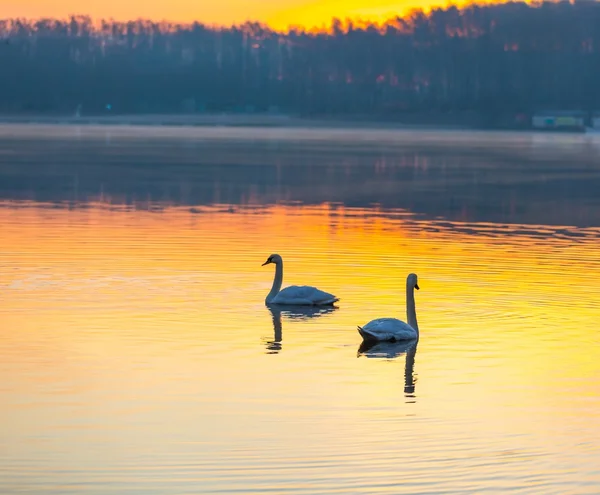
[532, 111, 586, 131]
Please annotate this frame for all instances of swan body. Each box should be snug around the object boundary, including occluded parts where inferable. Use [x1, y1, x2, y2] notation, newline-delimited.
[358, 318, 417, 342]
[269, 285, 338, 305]
[358, 273, 420, 342]
[262, 253, 339, 306]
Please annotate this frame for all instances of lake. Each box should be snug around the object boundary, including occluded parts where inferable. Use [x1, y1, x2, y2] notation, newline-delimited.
[1, 124, 599, 494]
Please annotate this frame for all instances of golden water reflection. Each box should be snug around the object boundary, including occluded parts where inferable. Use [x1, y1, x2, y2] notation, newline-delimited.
[1, 201, 599, 493]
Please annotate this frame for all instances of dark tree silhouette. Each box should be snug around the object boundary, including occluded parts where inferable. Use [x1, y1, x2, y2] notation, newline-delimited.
[1, 1, 599, 123]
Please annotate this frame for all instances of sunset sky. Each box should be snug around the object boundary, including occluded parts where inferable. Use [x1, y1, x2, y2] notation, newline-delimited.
[4, 0, 488, 30]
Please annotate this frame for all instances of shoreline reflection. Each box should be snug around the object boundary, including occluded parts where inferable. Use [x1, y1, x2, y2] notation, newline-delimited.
[2, 127, 600, 227]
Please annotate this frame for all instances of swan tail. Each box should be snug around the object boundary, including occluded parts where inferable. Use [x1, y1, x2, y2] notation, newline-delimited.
[318, 297, 339, 305]
[357, 325, 376, 341]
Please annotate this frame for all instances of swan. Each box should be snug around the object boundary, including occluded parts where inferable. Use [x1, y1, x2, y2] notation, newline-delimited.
[262, 253, 339, 305]
[357, 273, 420, 342]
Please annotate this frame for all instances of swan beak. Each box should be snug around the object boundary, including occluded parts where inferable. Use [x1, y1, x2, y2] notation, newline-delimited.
[415, 284, 420, 290]
[262, 260, 271, 266]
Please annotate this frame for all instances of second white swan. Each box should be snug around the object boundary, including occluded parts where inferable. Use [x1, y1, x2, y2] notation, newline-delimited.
[262, 253, 339, 306]
[358, 273, 420, 342]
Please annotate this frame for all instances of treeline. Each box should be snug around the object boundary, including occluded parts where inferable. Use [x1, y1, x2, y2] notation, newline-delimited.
[1, 1, 600, 120]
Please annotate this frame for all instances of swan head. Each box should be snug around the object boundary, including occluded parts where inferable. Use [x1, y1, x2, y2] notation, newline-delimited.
[407, 273, 420, 290]
[262, 253, 282, 266]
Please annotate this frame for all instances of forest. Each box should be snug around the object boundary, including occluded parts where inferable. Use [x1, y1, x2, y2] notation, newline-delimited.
[1, 0, 599, 124]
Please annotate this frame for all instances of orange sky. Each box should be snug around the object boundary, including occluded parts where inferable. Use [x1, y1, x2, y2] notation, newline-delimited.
[3, 0, 492, 30]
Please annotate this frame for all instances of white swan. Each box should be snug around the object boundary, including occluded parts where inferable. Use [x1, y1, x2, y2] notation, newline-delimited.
[358, 273, 420, 342]
[262, 253, 339, 305]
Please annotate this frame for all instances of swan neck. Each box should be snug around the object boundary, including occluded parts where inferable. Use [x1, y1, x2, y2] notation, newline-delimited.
[266, 261, 283, 303]
[406, 284, 419, 334]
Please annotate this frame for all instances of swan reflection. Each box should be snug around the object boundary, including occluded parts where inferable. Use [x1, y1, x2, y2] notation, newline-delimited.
[264, 304, 339, 354]
[358, 339, 418, 399]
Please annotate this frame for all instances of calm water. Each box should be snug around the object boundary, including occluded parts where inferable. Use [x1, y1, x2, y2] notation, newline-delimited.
[1, 124, 600, 494]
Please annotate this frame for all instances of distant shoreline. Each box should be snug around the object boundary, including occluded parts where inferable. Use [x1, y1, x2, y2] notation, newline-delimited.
[0, 113, 591, 134]
[0, 113, 480, 131]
